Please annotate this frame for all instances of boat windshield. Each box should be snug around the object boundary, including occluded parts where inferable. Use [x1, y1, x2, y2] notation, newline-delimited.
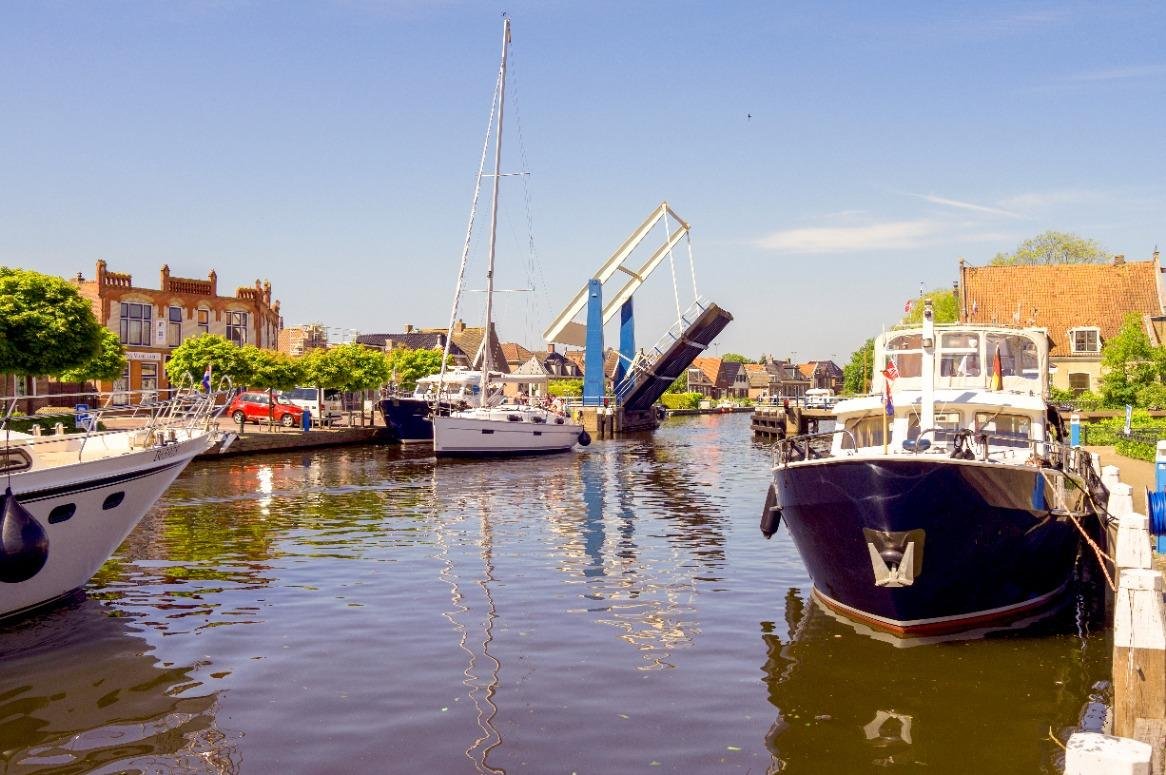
[886, 333, 922, 378]
[984, 334, 1039, 379]
[975, 412, 1031, 448]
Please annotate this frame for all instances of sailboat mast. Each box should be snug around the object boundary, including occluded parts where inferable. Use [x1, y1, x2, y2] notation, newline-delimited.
[480, 17, 510, 401]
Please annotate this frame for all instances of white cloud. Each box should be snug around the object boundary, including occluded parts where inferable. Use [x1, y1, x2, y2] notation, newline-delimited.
[905, 192, 1024, 219]
[757, 220, 941, 253]
[997, 188, 1101, 210]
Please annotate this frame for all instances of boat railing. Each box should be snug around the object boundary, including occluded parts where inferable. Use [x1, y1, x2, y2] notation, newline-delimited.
[774, 428, 856, 466]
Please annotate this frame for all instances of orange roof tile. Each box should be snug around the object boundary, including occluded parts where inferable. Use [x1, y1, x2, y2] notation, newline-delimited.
[959, 258, 1163, 351]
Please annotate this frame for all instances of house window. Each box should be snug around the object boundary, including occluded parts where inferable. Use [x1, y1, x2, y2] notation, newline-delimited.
[1069, 328, 1100, 354]
[196, 308, 210, 336]
[140, 363, 158, 403]
[226, 311, 248, 344]
[1069, 373, 1091, 394]
[167, 306, 183, 347]
[119, 302, 152, 345]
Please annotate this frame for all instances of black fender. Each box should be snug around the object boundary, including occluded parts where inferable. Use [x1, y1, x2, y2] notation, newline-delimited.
[760, 483, 782, 539]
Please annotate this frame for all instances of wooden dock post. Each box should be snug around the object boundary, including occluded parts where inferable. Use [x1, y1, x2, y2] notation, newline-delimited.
[1065, 732, 1151, 775]
[1113, 567, 1166, 739]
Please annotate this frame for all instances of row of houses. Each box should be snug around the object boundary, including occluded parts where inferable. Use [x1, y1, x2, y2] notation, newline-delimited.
[686, 356, 844, 402]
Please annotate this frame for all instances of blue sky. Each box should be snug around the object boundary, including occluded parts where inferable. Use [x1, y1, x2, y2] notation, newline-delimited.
[2, 1, 1163, 364]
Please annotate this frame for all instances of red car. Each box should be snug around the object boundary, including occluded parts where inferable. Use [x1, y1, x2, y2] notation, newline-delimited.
[227, 391, 304, 427]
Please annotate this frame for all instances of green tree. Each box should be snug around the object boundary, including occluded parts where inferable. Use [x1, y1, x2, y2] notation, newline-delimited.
[246, 347, 303, 392]
[166, 334, 255, 389]
[0, 267, 103, 376]
[902, 290, 959, 324]
[990, 231, 1108, 265]
[665, 373, 688, 393]
[302, 343, 391, 392]
[842, 338, 874, 395]
[1100, 313, 1160, 407]
[57, 327, 127, 384]
[548, 378, 583, 398]
[385, 347, 447, 392]
[722, 353, 752, 363]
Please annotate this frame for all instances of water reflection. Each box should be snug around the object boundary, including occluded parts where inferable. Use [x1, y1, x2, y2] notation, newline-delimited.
[760, 588, 1108, 774]
[0, 597, 233, 773]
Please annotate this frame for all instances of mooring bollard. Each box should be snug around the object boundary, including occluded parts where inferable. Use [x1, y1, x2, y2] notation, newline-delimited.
[1071, 412, 1081, 447]
[1104, 465, 1123, 494]
[1116, 510, 1153, 572]
[1113, 568, 1166, 739]
[1065, 732, 1151, 775]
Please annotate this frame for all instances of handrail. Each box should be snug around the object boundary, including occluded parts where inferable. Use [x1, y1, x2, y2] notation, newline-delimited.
[773, 428, 856, 466]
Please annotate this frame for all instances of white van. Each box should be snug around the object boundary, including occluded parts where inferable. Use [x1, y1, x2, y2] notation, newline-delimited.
[281, 386, 344, 426]
[804, 388, 836, 409]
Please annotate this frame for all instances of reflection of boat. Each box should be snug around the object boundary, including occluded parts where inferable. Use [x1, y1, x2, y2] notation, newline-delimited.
[0, 597, 232, 771]
[430, 18, 585, 456]
[760, 587, 1105, 773]
[763, 306, 1108, 638]
[0, 386, 223, 619]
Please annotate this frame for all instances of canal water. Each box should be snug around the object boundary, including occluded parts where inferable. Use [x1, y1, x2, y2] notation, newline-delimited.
[0, 414, 1109, 773]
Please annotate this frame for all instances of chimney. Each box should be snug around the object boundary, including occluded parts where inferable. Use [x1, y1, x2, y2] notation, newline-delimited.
[160, 264, 171, 290]
[1114, 254, 1126, 265]
[455, 319, 466, 333]
[404, 324, 414, 334]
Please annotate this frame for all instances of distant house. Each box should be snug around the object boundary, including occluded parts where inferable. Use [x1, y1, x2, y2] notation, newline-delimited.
[562, 348, 619, 391]
[357, 320, 509, 373]
[759, 356, 810, 400]
[958, 253, 1166, 394]
[799, 360, 844, 393]
[688, 357, 748, 399]
[743, 363, 771, 400]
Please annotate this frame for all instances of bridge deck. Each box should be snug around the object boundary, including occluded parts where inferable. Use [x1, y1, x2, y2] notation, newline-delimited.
[620, 302, 734, 411]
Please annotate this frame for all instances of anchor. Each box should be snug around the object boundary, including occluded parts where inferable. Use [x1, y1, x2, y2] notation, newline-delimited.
[0, 487, 49, 583]
[863, 528, 924, 588]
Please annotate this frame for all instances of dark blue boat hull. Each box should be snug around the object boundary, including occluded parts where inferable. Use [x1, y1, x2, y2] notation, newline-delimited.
[378, 397, 439, 442]
[772, 457, 1097, 636]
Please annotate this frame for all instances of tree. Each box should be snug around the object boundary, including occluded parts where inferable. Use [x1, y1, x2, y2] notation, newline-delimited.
[57, 328, 127, 384]
[548, 378, 583, 398]
[166, 334, 256, 389]
[385, 347, 446, 392]
[1100, 313, 1160, 407]
[246, 347, 303, 392]
[902, 290, 959, 324]
[990, 231, 1108, 266]
[841, 338, 874, 395]
[722, 353, 752, 363]
[302, 343, 391, 393]
[0, 267, 103, 376]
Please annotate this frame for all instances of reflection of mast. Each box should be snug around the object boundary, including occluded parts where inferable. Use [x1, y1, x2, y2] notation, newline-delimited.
[433, 466, 505, 775]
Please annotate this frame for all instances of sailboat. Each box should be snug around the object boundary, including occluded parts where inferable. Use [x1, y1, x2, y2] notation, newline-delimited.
[432, 18, 587, 456]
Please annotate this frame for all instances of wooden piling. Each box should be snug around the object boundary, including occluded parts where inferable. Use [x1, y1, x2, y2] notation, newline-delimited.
[1113, 568, 1166, 739]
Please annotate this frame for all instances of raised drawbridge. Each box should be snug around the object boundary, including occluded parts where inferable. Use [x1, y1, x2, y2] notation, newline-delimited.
[543, 202, 733, 433]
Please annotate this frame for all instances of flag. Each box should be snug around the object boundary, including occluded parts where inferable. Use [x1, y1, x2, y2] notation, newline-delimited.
[881, 358, 897, 416]
[202, 363, 213, 392]
[904, 299, 912, 313]
[990, 348, 1002, 390]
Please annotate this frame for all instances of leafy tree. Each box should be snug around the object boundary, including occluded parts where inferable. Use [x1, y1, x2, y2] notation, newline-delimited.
[385, 347, 447, 392]
[1100, 313, 1159, 407]
[57, 328, 127, 384]
[548, 378, 583, 398]
[0, 267, 103, 376]
[665, 374, 688, 393]
[841, 338, 874, 395]
[166, 334, 255, 389]
[902, 290, 959, 324]
[722, 353, 752, 363]
[246, 347, 303, 392]
[990, 231, 1108, 265]
[1136, 383, 1166, 411]
[302, 343, 391, 393]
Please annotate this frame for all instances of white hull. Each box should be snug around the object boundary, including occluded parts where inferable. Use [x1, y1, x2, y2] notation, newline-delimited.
[1, 427, 212, 619]
[433, 409, 583, 455]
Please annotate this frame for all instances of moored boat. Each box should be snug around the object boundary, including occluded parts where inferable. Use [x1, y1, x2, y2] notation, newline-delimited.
[0, 386, 226, 619]
[762, 301, 1108, 638]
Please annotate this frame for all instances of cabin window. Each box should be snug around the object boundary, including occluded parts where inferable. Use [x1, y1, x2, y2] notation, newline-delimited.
[939, 333, 981, 377]
[1069, 373, 1091, 394]
[842, 414, 886, 449]
[1069, 328, 1100, 354]
[985, 334, 1039, 378]
[974, 412, 1031, 448]
[886, 333, 922, 378]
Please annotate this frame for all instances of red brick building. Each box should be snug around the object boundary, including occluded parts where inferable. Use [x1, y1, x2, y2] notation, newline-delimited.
[72, 259, 283, 398]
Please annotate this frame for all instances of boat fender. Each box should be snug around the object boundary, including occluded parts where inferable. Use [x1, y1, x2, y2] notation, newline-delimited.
[760, 484, 782, 538]
[577, 430, 592, 447]
[0, 486, 49, 583]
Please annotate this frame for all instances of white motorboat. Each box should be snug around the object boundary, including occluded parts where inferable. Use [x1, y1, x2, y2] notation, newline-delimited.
[431, 17, 586, 456]
[0, 386, 226, 619]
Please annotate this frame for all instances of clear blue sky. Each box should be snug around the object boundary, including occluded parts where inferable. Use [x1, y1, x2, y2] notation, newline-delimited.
[2, 1, 1163, 364]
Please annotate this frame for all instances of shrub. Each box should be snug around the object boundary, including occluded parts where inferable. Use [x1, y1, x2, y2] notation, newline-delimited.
[660, 392, 702, 410]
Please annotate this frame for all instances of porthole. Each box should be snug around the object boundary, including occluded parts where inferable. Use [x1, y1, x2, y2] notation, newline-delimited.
[102, 492, 125, 510]
[48, 503, 76, 524]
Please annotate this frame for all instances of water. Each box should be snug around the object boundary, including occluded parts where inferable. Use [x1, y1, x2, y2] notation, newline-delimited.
[0, 414, 1110, 773]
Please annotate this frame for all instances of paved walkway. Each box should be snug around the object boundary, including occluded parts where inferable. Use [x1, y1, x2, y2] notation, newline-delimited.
[1084, 446, 1156, 514]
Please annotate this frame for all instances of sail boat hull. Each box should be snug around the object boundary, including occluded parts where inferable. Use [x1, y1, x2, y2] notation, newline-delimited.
[433, 412, 582, 456]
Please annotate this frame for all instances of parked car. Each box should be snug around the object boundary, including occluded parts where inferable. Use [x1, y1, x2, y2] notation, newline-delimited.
[280, 386, 344, 426]
[227, 391, 304, 427]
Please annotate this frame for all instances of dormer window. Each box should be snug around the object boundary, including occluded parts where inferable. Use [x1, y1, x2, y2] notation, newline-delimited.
[1069, 327, 1101, 354]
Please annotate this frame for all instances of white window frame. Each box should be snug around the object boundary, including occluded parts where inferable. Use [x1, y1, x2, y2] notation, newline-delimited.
[1069, 327, 1101, 354]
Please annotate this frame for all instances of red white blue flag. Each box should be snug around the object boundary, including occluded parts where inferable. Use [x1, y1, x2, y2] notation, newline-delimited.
[881, 358, 898, 416]
[202, 363, 213, 392]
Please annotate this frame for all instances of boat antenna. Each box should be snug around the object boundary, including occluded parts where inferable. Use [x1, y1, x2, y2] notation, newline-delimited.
[479, 17, 510, 403]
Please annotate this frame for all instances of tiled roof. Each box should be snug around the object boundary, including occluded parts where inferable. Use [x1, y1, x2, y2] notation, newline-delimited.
[357, 332, 451, 352]
[959, 258, 1163, 351]
[691, 356, 721, 384]
[501, 342, 534, 364]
